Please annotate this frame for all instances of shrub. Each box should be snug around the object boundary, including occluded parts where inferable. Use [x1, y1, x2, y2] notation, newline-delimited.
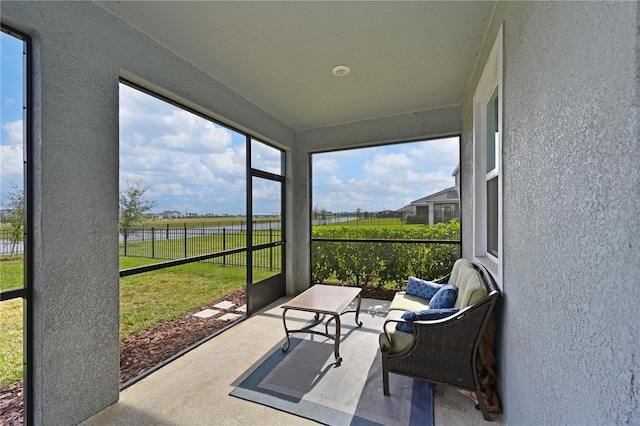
[312, 221, 460, 287]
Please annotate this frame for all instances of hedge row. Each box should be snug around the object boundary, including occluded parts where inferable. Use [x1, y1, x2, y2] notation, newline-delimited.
[311, 221, 461, 288]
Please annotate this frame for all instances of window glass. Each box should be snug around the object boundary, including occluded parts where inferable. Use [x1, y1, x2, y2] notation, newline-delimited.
[486, 176, 499, 257]
[485, 87, 498, 174]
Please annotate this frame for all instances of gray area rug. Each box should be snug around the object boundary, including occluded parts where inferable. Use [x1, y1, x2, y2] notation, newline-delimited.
[230, 310, 433, 426]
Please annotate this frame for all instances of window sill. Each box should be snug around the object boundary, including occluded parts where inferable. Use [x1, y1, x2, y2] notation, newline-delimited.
[474, 255, 500, 288]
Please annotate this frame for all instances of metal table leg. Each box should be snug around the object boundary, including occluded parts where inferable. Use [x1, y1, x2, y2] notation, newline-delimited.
[333, 314, 342, 366]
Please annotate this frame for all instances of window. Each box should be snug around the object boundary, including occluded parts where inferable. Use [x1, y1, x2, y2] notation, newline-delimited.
[310, 138, 461, 285]
[0, 23, 31, 424]
[473, 25, 503, 287]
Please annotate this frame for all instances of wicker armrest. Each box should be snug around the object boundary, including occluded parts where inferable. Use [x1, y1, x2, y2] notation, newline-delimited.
[382, 318, 406, 351]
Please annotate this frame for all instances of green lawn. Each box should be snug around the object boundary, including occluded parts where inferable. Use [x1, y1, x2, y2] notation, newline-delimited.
[0, 258, 24, 388]
[0, 257, 276, 387]
[120, 230, 283, 269]
[119, 260, 257, 339]
[313, 217, 426, 229]
[0, 256, 24, 292]
[119, 255, 276, 339]
[0, 298, 23, 388]
[143, 215, 278, 229]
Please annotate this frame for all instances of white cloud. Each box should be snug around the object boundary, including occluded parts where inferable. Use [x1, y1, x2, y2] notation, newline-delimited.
[251, 140, 283, 175]
[1, 120, 24, 186]
[313, 138, 458, 212]
[0, 143, 24, 198]
[2, 119, 23, 144]
[313, 157, 340, 174]
[0, 143, 23, 176]
[119, 84, 248, 213]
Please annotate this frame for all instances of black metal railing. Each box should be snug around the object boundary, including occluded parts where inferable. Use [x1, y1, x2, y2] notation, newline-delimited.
[120, 226, 283, 271]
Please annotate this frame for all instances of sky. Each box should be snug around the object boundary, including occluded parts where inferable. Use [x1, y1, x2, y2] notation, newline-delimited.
[1, 31, 458, 217]
[312, 140, 458, 213]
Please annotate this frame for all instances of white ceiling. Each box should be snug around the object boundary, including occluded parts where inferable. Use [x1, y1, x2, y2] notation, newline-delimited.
[99, 1, 495, 130]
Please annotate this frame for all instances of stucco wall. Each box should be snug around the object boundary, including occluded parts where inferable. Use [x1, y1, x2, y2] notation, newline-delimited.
[462, 2, 640, 424]
[2, 2, 294, 424]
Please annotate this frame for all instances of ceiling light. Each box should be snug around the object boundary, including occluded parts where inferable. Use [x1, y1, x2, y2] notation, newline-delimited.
[332, 65, 350, 77]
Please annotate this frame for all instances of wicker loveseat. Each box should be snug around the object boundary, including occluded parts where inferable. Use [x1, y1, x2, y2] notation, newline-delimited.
[379, 258, 501, 421]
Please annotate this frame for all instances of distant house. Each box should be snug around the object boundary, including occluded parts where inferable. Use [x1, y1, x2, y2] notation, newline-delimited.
[148, 210, 182, 219]
[401, 186, 460, 226]
[378, 209, 401, 218]
[399, 166, 460, 226]
[397, 203, 416, 218]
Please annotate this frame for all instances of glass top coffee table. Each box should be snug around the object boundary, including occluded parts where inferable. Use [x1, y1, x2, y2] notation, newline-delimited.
[281, 284, 363, 366]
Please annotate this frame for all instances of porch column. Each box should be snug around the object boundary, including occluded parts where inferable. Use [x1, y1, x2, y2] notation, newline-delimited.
[285, 145, 311, 295]
[428, 203, 435, 226]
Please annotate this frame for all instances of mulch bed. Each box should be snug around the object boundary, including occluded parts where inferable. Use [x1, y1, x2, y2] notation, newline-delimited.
[0, 380, 22, 426]
[0, 284, 398, 424]
[119, 288, 247, 385]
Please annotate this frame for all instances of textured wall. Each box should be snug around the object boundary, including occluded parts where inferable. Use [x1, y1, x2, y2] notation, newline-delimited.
[462, 2, 640, 424]
[1, 2, 294, 424]
[298, 104, 462, 153]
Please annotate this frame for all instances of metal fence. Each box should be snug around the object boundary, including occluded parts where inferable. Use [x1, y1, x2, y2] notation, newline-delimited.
[0, 229, 24, 256]
[120, 226, 282, 270]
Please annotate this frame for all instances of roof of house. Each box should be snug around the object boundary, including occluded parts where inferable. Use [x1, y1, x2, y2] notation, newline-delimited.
[410, 187, 459, 205]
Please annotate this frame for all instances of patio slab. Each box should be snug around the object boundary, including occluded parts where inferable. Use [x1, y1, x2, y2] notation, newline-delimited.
[218, 313, 243, 321]
[192, 309, 220, 318]
[213, 301, 235, 310]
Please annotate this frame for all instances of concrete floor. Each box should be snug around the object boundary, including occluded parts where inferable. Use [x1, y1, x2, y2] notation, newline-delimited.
[83, 297, 504, 425]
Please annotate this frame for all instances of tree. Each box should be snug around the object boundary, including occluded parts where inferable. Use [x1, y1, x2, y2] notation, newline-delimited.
[312, 205, 328, 221]
[1, 185, 24, 259]
[119, 179, 158, 231]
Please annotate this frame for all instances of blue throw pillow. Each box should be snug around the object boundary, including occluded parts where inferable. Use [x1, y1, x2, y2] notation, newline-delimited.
[428, 284, 458, 309]
[395, 308, 460, 333]
[405, 276, 442, 300]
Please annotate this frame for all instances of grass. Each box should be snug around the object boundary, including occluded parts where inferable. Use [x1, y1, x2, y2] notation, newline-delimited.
[0, 257, 24, 292]
[0, 298, 23, 388]
[119, 260, 259, 339]
[141, 215, 421, 230]
[0, 257, 278, 387]
[0, 258, 24, 388]
[313, 217, 427, 229]
[143, 215, 278, 229]
[120, 230, 283, 269]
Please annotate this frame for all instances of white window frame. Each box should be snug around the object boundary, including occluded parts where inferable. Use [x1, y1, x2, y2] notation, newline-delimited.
[473, 25, 503, 289]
